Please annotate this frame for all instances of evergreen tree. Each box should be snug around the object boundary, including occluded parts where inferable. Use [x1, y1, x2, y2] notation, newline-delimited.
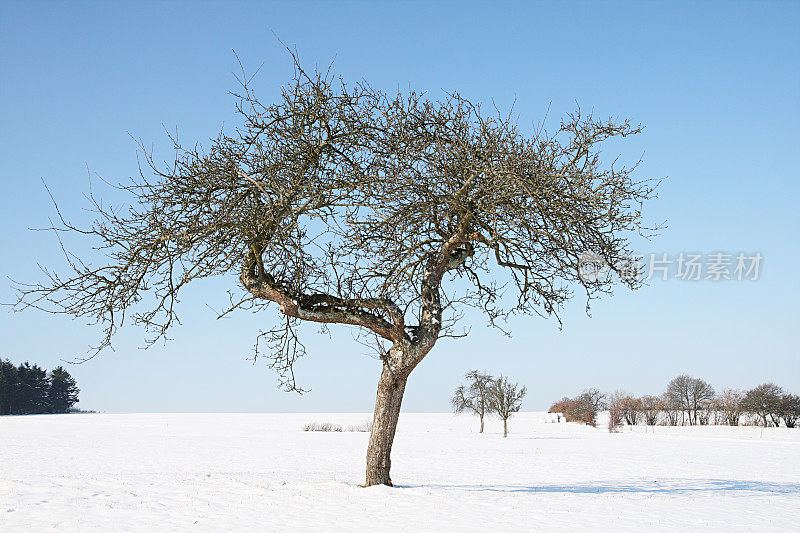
[48, 366, 80, 413]
[15, 362, 51, 414]
[0, 359, 20, 415]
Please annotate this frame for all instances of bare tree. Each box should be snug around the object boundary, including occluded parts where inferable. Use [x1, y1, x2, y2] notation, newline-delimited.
[717, 389, 744, 426]
[608, 391, 640, 426]
[622, 395, 642, 426]
[708, 397, 725, 425]
[697, 398, 713, 425]
[13, 53, 657, 486]
[779, 394, 800, 429]
[690, 379, 715, 425]
[576, 388, 607, 427]
[451, 370, 493, 433]
[607, 391, 626, 432]
[488, 375, 526, 437]
[665, 375, 691, 425]
[607, 401, 624, 433]
[665, 375, 714, 425]
[639, 395, 663, 426]
[661, 391, 681, 426]
[743, 383, 785, 427]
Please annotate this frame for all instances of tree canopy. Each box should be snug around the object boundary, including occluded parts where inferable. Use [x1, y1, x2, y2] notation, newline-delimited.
[16, 57, 657, 389]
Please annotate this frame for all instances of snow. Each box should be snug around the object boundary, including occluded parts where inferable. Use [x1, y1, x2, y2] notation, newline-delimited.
[2, 412, 798, 531]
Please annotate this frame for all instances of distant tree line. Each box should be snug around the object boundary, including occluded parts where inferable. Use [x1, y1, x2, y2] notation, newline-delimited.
[451, 371, 526, 437]
[0, 359, 80, 415]
[549, 375, 800, 432]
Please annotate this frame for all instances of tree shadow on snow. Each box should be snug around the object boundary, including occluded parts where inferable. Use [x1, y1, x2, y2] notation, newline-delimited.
[396, 479, 800, 495]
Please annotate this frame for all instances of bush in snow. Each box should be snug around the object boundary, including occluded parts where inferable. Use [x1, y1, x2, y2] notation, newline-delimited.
[548, 389, 606, 427]
[346, 421, 373, 432]
[303, 421, 372, 432]
[548, 397, 579, 422]
[303, 422, 343, 432]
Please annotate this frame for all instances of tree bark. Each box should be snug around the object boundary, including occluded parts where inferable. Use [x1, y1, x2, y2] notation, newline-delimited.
[365, 364, 409, 486]
[503, 417, 508, 437]
[479, 413, 484, 433]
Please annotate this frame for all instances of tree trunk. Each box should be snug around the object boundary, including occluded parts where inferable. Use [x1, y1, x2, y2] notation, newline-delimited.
[479, 413, 484, 433]
[365, 364, 408, 486]
[503, 417, 508, 437]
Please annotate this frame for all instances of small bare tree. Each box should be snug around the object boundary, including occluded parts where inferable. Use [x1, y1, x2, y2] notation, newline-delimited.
[607, 402, 624, 433]
[13, 53, 657, 486]
[451, 370, 493, 433]
[661, 391, 681, 426]
[639, 395, 663, 426]
[717, 389, 744, 426]
[488, 376, 526, 437]
[621, 395, 642, 425]
[607, 391, 626, 432]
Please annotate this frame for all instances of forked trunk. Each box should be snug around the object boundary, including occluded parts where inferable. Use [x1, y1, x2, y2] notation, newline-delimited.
[365, 364, 408, 486]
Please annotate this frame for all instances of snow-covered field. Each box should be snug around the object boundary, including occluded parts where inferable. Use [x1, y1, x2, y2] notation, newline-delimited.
[2, 412, 798, 531]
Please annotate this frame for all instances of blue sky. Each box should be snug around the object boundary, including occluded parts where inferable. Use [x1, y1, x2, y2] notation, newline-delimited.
[1, 1, 798, 412]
